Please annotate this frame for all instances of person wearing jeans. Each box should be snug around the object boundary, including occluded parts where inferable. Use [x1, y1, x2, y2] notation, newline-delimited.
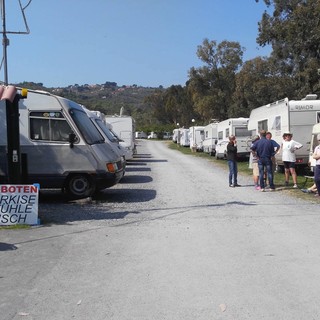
[227, 135, 240, 187]
[251, 130, 276, 191]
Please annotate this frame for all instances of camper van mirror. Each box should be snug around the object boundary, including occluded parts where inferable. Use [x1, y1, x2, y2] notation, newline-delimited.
[215, 139, 218, 145]
[69, 132, 76, 148]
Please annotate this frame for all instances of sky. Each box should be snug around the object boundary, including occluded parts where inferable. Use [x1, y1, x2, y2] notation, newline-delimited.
[2, 0, 272, 88]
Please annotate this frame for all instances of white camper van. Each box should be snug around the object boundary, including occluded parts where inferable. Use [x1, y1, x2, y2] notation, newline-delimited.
[202, 122, 218, 156]
[189, 126, 205, 151]
[172, 129, 179, 143]
[84, 109, 126, 176]
[248, 94, 320, 171]
[104, 115, 136, 160]
[0, 89, 124, 199]
[215, 118, 252, 159]
[179, 128, 190, 147]
[309, 123, 320, 171]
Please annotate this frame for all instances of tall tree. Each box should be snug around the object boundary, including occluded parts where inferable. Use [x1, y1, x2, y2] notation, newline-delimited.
[230, 56, 295, 117]
[256, 0, 320, 96]
[187, 39, 244, 122]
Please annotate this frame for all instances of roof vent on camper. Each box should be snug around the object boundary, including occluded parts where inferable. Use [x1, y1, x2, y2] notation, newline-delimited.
[303, 94, 318, 100]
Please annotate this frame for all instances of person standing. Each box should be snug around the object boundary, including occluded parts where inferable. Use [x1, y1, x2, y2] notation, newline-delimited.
[251, 130, 276, 191]
[281, 132, 303, 188]
[312, 133, 320, 197]
[227, 135, 240, 187]
[249, 135, 260, 189]
[265, 131, 280, 186]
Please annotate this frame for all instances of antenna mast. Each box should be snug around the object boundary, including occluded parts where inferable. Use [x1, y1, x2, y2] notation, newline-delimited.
[0, 0, 32, 85]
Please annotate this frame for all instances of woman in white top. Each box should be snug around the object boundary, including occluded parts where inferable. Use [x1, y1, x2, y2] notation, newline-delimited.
[312, 133, 320, 197]
[281, 132, 303, 188]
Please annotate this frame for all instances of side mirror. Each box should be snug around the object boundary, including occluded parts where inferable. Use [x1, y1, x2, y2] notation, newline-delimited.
[215, 139, 218, 145]
[69, 133, 76, 148]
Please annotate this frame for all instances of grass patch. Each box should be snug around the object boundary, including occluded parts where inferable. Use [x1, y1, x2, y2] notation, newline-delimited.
[0, 224, 31, 230]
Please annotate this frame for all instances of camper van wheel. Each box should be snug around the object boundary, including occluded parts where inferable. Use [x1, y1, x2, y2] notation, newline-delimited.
[65, 174, 95, 199]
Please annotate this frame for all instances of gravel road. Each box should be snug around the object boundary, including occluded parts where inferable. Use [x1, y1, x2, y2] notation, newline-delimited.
[1, 139, 320, 320]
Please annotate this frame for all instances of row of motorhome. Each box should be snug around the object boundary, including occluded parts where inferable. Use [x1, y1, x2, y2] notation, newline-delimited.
[0, 88, 136, 199]
[173, 117, 252, 159]
[173, 94, 320, 170]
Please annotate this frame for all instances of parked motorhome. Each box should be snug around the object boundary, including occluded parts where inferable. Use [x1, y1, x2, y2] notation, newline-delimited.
[172, 129, 179, 143]
[309, 123, 320, 171]
[179, 128, 190, 147]
[202, 122, 218, 156]
[248, 94, 320, 171]
[189, 126, 205, 151]
[135, 131, 147, 139]
[104, 115, 136, 160]
[0, 89, 124, 199]
[215, 118, 252, 159]
[148, 131, 158, 139]
[84, 108, 126, 176]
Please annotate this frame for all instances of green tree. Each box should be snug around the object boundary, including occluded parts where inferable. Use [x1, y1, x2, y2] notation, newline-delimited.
[187, 39, 244, 122]
[256, 0, 320, 96]
[230, 56, 295, 117]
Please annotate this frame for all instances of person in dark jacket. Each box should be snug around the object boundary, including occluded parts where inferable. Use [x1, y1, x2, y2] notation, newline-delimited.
[251, 130, 276, 191]
[227, 135, 240, 187]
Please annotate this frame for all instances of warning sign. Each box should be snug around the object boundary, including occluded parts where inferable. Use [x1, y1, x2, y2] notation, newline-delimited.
[0, 185, 39, 225]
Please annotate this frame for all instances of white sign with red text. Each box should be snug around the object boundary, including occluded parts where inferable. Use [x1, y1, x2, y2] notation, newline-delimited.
[0, 185, 39, 226]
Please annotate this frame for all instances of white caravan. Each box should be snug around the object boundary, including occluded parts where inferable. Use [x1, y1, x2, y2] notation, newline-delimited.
[0, 89, 124, 199]
[104, 115, 136, 160]
[202, 122, 218, 156]
[179, 128, 190, 147]
[189, 126, 205, 151]
[248, 94, 320, 170]
[309, 123, 320, 171]
[215, 118, 252, 159]
[172, 129, 179, 143]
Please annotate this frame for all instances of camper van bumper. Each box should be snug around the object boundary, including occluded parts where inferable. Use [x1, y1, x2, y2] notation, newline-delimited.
[96, 170, 123, 190]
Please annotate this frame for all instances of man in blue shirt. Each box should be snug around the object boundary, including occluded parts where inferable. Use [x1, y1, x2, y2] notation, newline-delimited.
[251, 130, 276, 191]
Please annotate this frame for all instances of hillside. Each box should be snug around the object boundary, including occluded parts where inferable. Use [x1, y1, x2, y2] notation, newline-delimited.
[14, 81, 164, 129]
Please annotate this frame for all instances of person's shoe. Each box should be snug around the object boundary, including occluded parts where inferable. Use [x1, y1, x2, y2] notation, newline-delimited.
[301, 189, 311, 193]
[255, 186, 261, 190]
[315, 194, 320, 197]
[234, 184, 241, 187]
[293, 184, 298, 189]
[260, 188, 265, 192]
[229, 184, 235, 187]
[285, 181, 289, 186]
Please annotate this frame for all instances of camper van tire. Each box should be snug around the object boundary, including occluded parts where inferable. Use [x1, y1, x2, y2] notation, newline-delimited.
[64, 174, 96, 199]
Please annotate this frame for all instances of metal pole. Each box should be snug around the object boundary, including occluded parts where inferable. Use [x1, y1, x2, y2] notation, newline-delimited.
[1, 0, 8, 84]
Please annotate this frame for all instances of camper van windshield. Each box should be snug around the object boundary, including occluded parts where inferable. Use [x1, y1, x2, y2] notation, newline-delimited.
[70, 109, 104, 145]
[235, 128, 252, 137]
[94, 119, 118, 142]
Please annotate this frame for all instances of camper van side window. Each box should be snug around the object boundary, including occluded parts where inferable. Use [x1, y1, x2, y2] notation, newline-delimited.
[218, 131, 223, 140]
[271, 116, 281, 131]
[29, 112, 74, 142]
[258, 120, 268, 131]
[317, 112, 320, 123]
